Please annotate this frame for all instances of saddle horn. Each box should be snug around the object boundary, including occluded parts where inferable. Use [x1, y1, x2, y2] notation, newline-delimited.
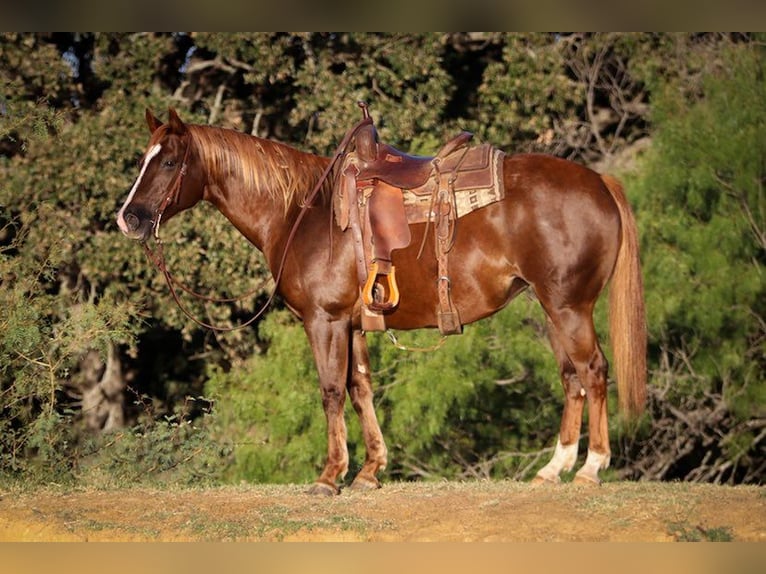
[354, 101, 378, 162]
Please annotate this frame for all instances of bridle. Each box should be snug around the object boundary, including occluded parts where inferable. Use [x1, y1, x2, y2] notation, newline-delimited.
[141, 114, 373, 332]
[152, 133, 192, 239]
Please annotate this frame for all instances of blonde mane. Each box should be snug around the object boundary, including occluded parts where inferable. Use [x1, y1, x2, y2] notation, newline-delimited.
[187, 125, 328, 211]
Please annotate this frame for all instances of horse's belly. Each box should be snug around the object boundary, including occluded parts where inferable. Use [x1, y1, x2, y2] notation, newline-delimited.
[384, 210, 518, 330]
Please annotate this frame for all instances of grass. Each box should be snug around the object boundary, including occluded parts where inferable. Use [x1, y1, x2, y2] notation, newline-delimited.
[0, 481, 761, 542]
[667, 521, 734, 542]
[184, 504, 378, 541]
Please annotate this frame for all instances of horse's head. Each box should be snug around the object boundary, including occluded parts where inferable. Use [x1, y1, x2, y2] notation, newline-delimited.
[117, 108, 203, 241]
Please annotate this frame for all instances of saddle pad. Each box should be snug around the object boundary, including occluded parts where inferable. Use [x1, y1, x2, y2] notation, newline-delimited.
[403, 146, 505, 223]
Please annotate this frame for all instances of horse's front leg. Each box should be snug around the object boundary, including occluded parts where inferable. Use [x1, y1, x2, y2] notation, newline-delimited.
[304, 311, 351, 496]
[348, 329, 387, 490]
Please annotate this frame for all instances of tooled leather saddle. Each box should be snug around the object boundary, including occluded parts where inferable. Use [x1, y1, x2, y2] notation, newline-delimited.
[334, 102, 505, 335]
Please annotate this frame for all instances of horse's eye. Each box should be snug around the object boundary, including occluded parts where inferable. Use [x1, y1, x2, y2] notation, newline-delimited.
[163, 159, 177, 168]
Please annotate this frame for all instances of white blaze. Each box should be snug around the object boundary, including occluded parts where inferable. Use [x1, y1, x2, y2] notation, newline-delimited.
[117, 143, 162, 234]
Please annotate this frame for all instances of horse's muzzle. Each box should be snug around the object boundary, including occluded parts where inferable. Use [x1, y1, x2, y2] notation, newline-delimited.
[117, 206, 153, 241]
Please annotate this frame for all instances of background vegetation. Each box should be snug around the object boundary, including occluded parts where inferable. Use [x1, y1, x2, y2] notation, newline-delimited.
[0, 33, 762, 488]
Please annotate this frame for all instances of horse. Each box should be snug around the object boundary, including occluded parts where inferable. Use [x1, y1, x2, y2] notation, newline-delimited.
[117, 107, 647, 495]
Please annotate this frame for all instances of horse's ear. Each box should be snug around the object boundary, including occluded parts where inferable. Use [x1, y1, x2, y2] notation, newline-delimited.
[167, 108, 188, 135]
[145, 108, 163, 133]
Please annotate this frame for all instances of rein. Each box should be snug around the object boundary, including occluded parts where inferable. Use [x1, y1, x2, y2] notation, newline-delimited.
[142, 114, 374, 332]
[385, 330, 447, 353]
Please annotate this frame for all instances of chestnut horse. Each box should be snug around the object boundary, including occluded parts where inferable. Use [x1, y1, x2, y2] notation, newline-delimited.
[117, 108, 647, 494]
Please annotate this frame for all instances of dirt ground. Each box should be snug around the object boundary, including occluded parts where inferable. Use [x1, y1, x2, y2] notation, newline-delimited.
[0, 481, 763, 542]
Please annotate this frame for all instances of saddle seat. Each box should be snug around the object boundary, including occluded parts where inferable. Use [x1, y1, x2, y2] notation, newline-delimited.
[356, 133, 474, 189]
[351, 103, 473, 189]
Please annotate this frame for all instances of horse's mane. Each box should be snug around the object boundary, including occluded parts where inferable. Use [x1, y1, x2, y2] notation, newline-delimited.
[188, 124, 328, 211]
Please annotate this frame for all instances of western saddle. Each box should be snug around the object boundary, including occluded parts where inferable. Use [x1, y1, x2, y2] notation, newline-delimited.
[334, 102, 504, 335]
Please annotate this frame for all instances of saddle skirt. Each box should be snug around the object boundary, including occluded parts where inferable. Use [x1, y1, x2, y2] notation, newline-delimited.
[401, 143, 505, 223]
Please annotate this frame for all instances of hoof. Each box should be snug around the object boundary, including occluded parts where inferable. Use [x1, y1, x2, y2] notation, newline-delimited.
[349, 475, 382, 491]
[531, 473, 561, 486]
[306, 482, 339, 496]
[573, 473, 601, 486]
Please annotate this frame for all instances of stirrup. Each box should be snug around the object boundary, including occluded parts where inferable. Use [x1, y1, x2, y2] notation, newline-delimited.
[362, 261, 400, 312]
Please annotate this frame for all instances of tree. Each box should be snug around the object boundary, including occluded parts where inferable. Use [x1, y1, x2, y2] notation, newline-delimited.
[622, 39, 765, 483]
[0, 32, 225, 484]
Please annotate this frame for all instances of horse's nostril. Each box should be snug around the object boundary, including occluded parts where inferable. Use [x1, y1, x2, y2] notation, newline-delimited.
[125, 213, 140, 231]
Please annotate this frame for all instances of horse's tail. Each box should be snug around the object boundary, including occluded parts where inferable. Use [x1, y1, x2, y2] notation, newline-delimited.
[601, 174, 647, 420]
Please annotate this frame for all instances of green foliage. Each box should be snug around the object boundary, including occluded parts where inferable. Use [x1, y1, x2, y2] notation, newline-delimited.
[0, 181, 142, 482]
[204, 310, 330, 484]
[0, 33, 162, 482]
[636, 43, 764, 390]
[625, 41, 765, 482]
[290, 33, 454, 153]
[667, 521, 734, 542]
[475, 33, 582, 150]
[74, 407, 227, 489]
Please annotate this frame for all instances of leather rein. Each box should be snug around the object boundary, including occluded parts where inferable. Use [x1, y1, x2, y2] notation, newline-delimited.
[142, 115, 373, 332]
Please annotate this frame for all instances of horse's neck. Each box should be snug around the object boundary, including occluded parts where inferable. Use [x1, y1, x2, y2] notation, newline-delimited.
[199, 133, 331, 265]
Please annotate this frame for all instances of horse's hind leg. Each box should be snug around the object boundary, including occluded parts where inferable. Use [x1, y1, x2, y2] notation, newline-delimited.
[347, 330, 388, 490]
[534, 317, 585, 483]
[538, 305, 611, 485]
